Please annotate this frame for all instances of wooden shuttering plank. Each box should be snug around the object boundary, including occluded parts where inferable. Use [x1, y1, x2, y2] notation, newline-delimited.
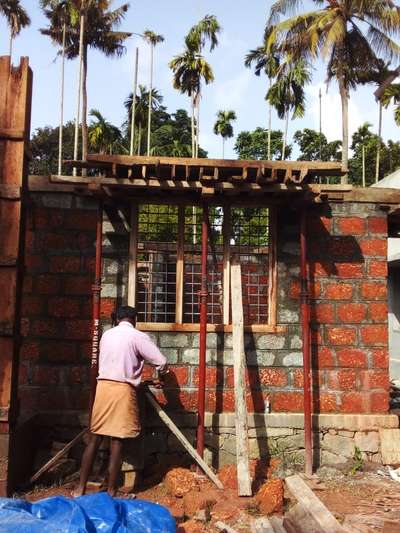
[127, 203, 138, 306]
[285, 475, 345, 533]
[175, 205, 185, 324]
[230, 260, 252, 496]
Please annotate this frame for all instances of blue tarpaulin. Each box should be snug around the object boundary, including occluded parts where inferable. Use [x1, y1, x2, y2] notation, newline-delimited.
[0, 492, 176, 532]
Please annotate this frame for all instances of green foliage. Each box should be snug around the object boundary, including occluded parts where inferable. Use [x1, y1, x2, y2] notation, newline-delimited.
[88, 109, 122, 154]
[1, 0, 30, 38]
[267, 58, 311, 121]
[350, 446, 364, 475]
[30, 120, 76, 175]
[349, 123, 400, 185]
[294, 129, 341, 161]
[214, 110, 237, 140]
[234, 127, 291, 160]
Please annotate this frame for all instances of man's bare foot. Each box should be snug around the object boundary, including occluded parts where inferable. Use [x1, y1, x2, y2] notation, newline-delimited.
[72, 487, 85, 498]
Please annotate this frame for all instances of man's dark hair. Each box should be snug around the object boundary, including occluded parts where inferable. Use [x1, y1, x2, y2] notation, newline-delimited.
[116, 306, 137, 322]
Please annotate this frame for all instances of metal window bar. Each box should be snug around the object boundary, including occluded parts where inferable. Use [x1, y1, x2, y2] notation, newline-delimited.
[137, 204, 178, 323]
[230, 207, 269, 325]
[183, 206, 224, 324]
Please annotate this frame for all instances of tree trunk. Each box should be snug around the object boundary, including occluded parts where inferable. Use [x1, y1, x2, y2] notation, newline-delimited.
[375, 101, 382, 183]
[362, 145, 366, 187]
[338, 74, 349, 183]
[147, 44, 154, 156]
[267, 78, 272, 160]
[281, 110, 288, 160]
[191, 95, 195, 158]
[130, 47, 139, 156]
[58, 22, 66, 176]
[137, 124, 142, 155]
[73, 12, 85, 176]
[81, 42, 88, 176]
[222, 137, 225, 159]
[9, 32, 13, 63]
[195, 93, 200, 158]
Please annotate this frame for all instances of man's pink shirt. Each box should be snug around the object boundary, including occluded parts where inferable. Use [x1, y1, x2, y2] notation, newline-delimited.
[97, 321, 167, 386]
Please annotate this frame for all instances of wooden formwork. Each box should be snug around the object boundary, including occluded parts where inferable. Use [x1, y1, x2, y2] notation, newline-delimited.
[0, 56, 32, 496]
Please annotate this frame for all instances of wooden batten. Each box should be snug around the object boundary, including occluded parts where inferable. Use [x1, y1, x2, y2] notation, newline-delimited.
[127, 203, 138, 306]
[175, 206, 185, 324]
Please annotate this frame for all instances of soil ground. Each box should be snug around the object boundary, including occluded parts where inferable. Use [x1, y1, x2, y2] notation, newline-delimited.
[19, 463, 400, 532]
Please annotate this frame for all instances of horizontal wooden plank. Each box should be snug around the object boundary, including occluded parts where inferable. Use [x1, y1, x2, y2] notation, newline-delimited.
[85, 153, 345, 174]
[0, 128, 25, 140]
[0, 256, 17, 267]
[0, 184, 20, 200]
[136, 322, 287, 333]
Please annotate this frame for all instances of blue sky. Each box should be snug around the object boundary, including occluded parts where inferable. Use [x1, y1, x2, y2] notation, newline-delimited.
[1, 0, 399, 159]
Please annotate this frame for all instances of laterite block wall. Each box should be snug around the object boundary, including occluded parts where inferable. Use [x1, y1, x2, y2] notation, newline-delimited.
[17, 193, 393, 466]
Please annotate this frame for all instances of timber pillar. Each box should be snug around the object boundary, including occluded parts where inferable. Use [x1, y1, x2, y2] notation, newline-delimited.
[0, 56, 32, 496]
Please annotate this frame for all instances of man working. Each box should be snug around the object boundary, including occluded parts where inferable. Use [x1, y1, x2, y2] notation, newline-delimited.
[73, 305, 168, 497]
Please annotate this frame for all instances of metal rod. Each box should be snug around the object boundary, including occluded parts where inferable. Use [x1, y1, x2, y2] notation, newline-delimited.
[129, 47, 139, 156]
[89, 201, 103, 414]
[196, 203, 208, 458]
[300, 210, 312, 476]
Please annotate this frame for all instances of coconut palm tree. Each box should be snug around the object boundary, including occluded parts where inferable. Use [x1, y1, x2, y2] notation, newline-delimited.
[143, 30, 164, 156]
[169, 47, 214, 157]
[88, 109, 122, 154]
[124, 85, 163, 155]
[213, 110, 237, 158]
[266, 0, 400, 180]
[186, 15, 221, 157]
[1, 0, 30, 60]
[267, 58, 311, 159]
[40, 0, 131, 166]
[245, 33, 280, 160]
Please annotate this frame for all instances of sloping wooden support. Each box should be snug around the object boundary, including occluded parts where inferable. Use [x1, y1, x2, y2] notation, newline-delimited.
[0, 56, 32, 496]
[230, 260, 252, 496]
[144, 388, 223, 489]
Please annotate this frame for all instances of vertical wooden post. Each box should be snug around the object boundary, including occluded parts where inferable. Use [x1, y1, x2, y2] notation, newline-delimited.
[175, 205, 185, 324]
[268, 208, 277, 327]
[231, 259, 252, 496]
[128, 203, 138, 306]
[0, 56, 32, 496]
[222, 205, 231, 325]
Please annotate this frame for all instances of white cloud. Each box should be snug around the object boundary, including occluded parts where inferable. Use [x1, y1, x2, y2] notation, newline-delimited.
[212, 69, 253, 110]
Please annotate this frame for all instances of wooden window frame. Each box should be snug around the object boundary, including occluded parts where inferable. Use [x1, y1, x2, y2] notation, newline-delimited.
[128, 202, 284, 333]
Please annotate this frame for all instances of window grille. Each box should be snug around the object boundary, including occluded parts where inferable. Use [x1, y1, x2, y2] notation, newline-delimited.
[133, 204, 274, 328]
[136, 204, 178, 323]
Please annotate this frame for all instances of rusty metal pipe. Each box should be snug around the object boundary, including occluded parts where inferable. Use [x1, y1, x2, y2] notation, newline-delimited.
[300, 210, 313, 476]
[196, 204, 208, 458]
[89, 201, 103, 414]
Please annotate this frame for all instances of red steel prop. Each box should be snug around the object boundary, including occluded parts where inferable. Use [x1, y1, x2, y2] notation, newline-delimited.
[196, 204, 209, 458]
[89, 202, 103, 413]
[300, 210, 313, 476]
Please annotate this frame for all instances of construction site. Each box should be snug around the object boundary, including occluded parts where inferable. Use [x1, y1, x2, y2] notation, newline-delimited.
[2, 0, 400, 527]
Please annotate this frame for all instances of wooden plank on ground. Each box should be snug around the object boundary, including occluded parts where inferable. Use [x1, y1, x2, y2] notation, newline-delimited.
[380, 429, 400, 464]
[231, 259, 252, 496]
[250, 517, 275, 533]
[285, 475, 344, 532]
[144, 389, 223, 490]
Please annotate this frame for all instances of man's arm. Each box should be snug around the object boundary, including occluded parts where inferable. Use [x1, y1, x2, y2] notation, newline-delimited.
[138, 333, 168, 373]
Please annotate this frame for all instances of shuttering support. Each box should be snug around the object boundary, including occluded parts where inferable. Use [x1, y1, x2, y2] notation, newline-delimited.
[0, 56, 32, 496]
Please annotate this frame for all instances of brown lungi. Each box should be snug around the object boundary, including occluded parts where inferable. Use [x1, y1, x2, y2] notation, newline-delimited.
[90, 380, 141, 439]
